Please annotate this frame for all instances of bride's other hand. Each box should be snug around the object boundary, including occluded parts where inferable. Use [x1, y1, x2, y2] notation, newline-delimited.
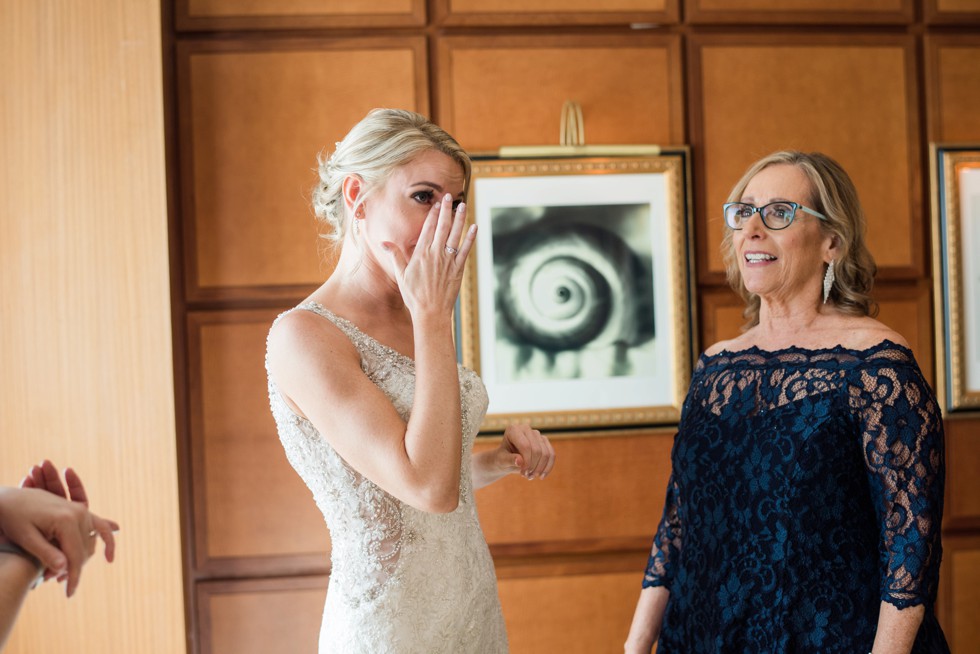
[501, 424, 556, 480]
[471, 424, 556, 490]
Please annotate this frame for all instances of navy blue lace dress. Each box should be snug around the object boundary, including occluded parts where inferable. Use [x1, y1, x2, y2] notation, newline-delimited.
[643, 342, 949, 653]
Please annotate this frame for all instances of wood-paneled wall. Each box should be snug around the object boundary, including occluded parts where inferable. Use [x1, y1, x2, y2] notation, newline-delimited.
[0, 1, 185, 652]
[164, 1, 980, 652]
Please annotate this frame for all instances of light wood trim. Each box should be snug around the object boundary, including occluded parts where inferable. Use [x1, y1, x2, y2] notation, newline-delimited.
[0, 0, 185, 651]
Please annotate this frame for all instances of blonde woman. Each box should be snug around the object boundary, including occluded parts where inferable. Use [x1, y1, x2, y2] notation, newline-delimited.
[266, 109, 555, 653]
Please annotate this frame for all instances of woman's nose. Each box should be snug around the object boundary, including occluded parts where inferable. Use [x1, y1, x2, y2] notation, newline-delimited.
[741, 212, 766, 237]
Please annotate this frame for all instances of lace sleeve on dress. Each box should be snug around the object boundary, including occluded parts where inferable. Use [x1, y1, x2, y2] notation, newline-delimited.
[850, 354, 945, 609]
[643, 473, 682, 589]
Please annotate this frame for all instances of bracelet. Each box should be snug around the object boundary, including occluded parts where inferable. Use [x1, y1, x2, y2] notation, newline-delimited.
[0, 540, 45, 589]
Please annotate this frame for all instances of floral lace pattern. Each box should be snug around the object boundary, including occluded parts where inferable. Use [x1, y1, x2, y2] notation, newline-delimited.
[267, 303, 507, 653]
[644, 342, 949, 653]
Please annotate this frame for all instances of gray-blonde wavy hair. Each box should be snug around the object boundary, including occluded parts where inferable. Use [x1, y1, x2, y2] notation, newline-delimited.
[722, 150, 878, 329]
[312, 108, 471, 248]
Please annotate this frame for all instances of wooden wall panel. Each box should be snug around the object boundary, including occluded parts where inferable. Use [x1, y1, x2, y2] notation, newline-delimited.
[435, 0, 676, 25]
[938, 535, 980, 652]
[692, 35, 921, 282]
[177, 0, 424, 30]
[945, 417, 980, 530]
[198, 577, 327, 654]
[437, 35, 684, 152]
[179, 39, 426, 301]
[1, 0, 185, 651]
[698, 286, 744, 348]
[925, 37, 980, 142]
[874, 281, 934, 386]
[687, 0, 911, 23]
[189, 310, 329, 575]
[925, 0, 980, 23]
[475, 431, 674, 551]
[164, 3, 980, 653]
[497, 566, 644, 654]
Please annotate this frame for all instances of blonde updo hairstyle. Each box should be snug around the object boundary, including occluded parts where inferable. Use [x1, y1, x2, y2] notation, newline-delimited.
[312, 108, 472, 248]
[722, 150, 878, 329]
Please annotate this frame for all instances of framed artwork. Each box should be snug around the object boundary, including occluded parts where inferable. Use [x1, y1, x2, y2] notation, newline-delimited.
[457, 151, 695, 432]
[931, 143, 980, 413]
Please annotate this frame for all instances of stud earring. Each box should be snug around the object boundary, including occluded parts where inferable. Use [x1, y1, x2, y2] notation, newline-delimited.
[823, 259, 835, 304]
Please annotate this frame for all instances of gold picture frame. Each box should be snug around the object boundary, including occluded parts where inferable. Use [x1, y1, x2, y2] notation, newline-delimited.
[931, 143, 980, 413]
[457, 150, 695, 433]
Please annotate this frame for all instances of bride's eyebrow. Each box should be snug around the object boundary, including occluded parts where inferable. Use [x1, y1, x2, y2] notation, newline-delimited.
[410, 181, 443, 191]
[409, 182, 464, 200]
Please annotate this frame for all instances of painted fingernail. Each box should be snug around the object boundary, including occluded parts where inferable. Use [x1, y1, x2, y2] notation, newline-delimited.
[444, 193, 452, 202]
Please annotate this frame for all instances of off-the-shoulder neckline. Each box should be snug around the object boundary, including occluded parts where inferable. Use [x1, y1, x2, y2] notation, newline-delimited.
[700, 338, 913, 364]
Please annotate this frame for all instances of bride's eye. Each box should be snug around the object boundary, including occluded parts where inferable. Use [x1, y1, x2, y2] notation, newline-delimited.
[411, 190, 434, 204]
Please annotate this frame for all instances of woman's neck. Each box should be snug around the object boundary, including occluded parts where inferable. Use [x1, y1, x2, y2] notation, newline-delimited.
[333, 243, 404, 307]
[316, 244, 411, 334]
[754, 293, 832, 348]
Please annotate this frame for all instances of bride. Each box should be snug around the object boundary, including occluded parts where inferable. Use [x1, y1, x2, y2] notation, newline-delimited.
[265, 108, 556, 653]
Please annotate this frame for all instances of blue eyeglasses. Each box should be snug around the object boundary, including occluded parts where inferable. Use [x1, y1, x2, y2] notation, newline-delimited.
[723, 201, 827, 231]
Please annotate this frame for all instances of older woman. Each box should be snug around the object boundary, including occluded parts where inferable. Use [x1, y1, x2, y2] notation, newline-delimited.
[624, 151, 948, 653]
[266, 109, 555, 653]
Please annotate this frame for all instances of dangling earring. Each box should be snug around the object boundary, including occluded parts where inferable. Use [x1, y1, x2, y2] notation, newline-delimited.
[823, 259, 835, 304]
[352, 206, 363, 236]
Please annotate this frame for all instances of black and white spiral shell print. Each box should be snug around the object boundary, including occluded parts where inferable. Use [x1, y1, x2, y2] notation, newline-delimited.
[492, 212, 654, 355]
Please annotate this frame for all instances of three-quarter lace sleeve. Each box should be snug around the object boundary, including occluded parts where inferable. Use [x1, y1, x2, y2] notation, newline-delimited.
[643, 472, 682, 588]
[850, 355, 945, 609]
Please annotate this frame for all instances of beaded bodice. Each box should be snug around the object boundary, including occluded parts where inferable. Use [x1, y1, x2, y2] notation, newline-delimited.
[265, 302, 507, 653]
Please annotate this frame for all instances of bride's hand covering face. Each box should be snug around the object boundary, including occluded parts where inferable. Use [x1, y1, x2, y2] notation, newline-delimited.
[342, 149, 475, 319]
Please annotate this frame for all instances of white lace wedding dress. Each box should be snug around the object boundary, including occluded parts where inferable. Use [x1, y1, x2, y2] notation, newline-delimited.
[266, 302, 509, 653]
